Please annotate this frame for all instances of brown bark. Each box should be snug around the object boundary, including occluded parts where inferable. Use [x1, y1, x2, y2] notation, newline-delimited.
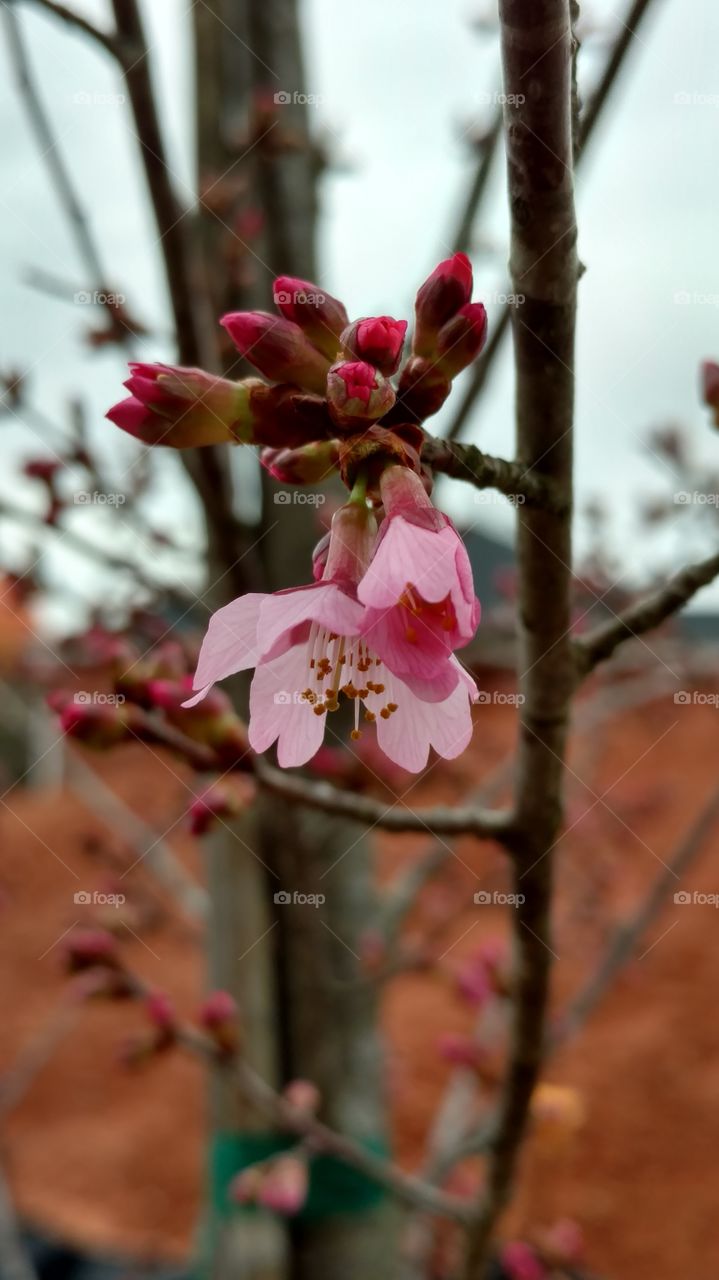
[463, 2, 579, 1274]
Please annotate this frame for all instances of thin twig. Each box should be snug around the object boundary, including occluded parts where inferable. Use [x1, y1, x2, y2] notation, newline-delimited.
[12, 0, 120, 58]
[445, 0, 660, 442]
[574, 549, 719, 675]
[422, 436, 566, 511]
[451, 108, 503, 256]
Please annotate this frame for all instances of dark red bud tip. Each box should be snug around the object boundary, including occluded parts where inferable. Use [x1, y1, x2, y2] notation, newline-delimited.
[199, 989, 238, 1029]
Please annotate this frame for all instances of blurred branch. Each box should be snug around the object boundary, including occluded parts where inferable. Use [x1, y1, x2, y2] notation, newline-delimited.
[575, 549, 719, 675]
[13, 0, 121, 58]
[555, 781, 719, 1045]
[0, 1169, 38, 1280]
[2, 6, 114, 293]
[462, 1, 579, 1273]
[422, 435, 567, 511]
[450, 108, 503, 256]
[65, 747, 209, 925]
[445, 0, 660, 443]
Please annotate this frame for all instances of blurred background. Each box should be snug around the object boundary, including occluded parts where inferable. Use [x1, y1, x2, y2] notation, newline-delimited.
[0, 2, 718, 1279]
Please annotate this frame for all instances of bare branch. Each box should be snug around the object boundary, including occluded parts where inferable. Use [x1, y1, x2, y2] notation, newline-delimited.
[555, 782, 719, 1045]
[575, 549, 719, 676]
[422, 435, 567, 511]
[462, 0, 579, 1272]
[13, 0, 120, 58]
[445, 0, 660, 443]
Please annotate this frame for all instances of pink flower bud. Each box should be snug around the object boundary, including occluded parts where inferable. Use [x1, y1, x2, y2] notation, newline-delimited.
[188, 782, 251, 836]
[537, 1218, 584, 1267]
[58, 696, 133, 748]
[435, 302, 488, 378]
[260, 439, 340, 486]
[199, 990, 240, 1054]
[257, 1155, 309, 1216]
[413, 253, 473, 357]
[341, 316, 408, 375]
[229, 1166, 264, 1206]
[282, 1079, 321, 1114]
[145, 990, 176, 1033]
[273, 277, 349, 360]
[500, 1242, 547, 1280]
[221, 311, 331, 395]
[326, 360, 395, 430]
[63, 929, 119, 973]
[107, 363, 254, 448]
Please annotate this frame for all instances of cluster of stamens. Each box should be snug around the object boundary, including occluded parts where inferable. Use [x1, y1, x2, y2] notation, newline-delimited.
[300, 623, 399, 740]
[399, 585, 456, 644]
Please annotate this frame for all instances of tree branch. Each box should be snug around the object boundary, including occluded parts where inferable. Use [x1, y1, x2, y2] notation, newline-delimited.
[14, 0, 121, 58]
[422, 436, 567, 512]
[574, 549, 719, 676]
[445, 0, 660, 443]
[462, 1, 578, 1274]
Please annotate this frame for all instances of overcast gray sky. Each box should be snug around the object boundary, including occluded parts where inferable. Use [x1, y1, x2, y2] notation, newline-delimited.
[1, 0, 718, 624]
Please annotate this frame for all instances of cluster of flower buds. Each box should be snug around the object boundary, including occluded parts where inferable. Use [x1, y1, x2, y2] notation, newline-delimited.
[106, 257, 490, 770]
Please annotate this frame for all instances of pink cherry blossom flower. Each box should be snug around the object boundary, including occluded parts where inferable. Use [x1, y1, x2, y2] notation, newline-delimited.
[358, 465, 480, 683]
[184, 501, 478, 771]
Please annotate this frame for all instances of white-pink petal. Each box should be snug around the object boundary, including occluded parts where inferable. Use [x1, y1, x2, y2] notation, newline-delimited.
[257, 582, 365, 658]
[248, 644, 326, 767]
[183, 593, 265, 705]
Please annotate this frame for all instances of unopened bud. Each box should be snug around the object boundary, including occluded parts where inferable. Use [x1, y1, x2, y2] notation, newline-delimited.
[326, 360, 395, 430]
[198, 990, 240, 1054]
[273, 276, 349, 360]
[282, 1079, 321, 1115]
[340, 316, 407, 376]
[435, 302, 488, 378]
[257, 1155, 309, 1216]
[260, 439, 339, 486]
[221, 312, 330, 396]
[413, 253, 473, 357]
[107, 363, 254, 448]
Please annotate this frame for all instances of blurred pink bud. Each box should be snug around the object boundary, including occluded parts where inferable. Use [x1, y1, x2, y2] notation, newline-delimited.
[229, 1165, 264, 1205]
[188, 782, 251, 836]
[199, 990, 240, 1054]
[283, 1079, 321, 1114]
[145, 990, 176, 1033]
[273, 276, 349, 360]
[341, 316, 407, 376]
[257, 1155, 309, 1216]
[500, 1241, 547, 1280]
[413, 252, 473, 357]
[537, 1218, 584, 1267]
[221, 311, 331, 395]
[63, 929, 119, 973]
[108, 363, 253, 448]
[326, 360, 395, 429]
[23, 458, 63, 484]
[435, 302, 488, 378]
[58, 696, 133, 748]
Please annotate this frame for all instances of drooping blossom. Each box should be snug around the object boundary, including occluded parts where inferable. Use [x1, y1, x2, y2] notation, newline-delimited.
[184, 499, 478, 771]
[358, 465, 480, 683]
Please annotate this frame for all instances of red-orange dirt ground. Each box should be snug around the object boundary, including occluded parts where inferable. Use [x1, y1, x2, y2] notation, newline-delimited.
[1, 682, 718, 1278]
